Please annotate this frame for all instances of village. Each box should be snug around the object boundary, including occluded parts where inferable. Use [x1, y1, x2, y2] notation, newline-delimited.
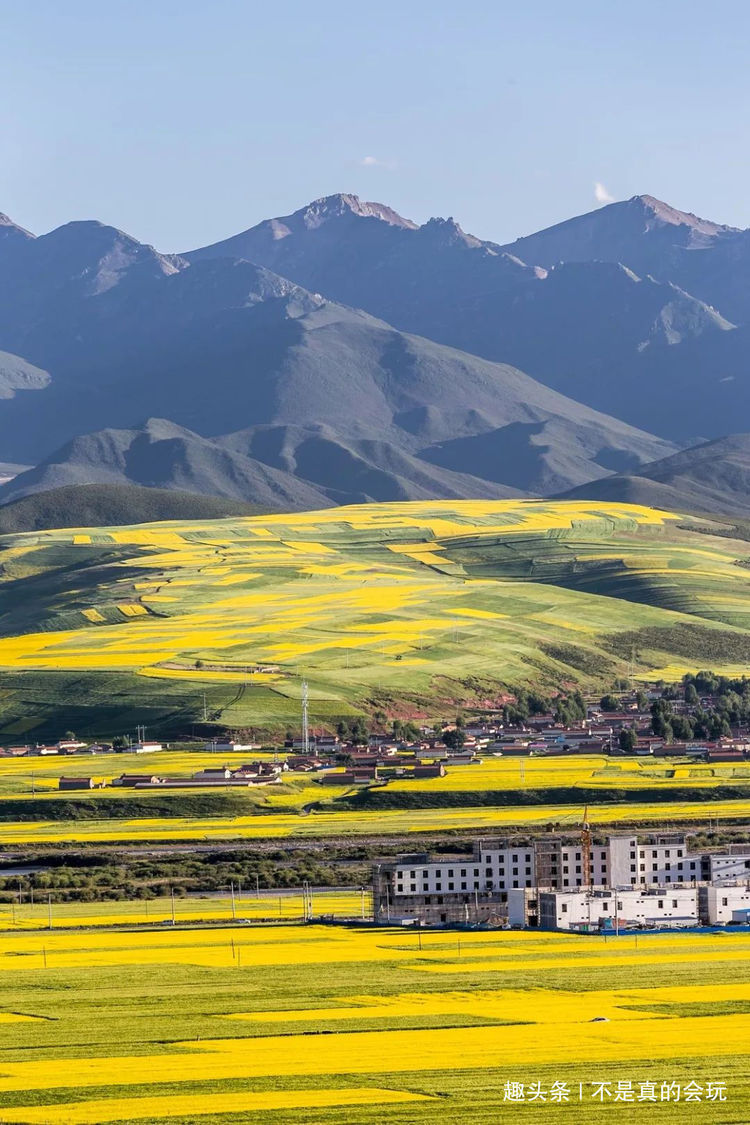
[0, 685, 745, 791]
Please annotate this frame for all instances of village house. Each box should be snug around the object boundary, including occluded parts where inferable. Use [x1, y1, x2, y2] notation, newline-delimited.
[539, 886, 700, 931]
[58, 776, 104, 790]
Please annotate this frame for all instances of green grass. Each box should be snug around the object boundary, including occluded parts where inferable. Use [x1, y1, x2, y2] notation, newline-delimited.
[0, 924, 747, 1122]
[1, 499, 750, 734]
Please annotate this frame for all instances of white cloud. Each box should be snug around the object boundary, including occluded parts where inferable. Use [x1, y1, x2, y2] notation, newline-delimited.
[594, 181, 615, 205]
[359, 155, 397, 169]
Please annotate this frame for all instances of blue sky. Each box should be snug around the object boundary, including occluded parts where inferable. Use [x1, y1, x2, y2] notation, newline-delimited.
[2, 0, 749, 250]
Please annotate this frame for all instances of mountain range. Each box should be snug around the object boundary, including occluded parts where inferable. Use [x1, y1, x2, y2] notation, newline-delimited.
[0, 190, 749, 514]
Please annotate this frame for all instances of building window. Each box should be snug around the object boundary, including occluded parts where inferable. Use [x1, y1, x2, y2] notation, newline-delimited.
[561, 904, 568, 913]
[513, 880, 519, 888]
[722, 897, 728, 906]
[602, 902, 609, 911]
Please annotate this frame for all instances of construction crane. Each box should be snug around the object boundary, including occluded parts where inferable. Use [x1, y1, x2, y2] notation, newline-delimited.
[581, 804, 592, 888]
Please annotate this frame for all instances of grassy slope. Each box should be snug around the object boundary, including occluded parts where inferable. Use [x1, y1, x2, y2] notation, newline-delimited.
[0, 923, 747, 1123]
[1, 499, 750, 735]
[0, 483, 268, 532]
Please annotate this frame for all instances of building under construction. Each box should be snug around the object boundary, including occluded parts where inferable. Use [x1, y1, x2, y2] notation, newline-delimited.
[372, 830, 740, 926]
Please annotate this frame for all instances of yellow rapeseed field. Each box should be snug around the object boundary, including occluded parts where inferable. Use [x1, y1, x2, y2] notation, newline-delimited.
[0, 499, 746, 710]
[0, 797, 746, 845]
[0, 923, 747, 1122]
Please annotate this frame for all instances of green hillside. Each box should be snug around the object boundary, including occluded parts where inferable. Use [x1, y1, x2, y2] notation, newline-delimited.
[0, 498, 749, 736]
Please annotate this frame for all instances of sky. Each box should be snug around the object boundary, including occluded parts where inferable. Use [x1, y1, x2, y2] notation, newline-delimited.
[2, 0, 750, 251]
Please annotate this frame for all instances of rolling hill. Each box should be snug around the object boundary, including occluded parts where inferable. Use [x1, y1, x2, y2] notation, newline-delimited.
[1, 499, 750, 735]
[0, 483, 268, 533]
[558, 434, 750, 519]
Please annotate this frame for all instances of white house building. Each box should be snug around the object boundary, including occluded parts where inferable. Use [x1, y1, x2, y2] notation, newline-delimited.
[539, 887, 700, 931]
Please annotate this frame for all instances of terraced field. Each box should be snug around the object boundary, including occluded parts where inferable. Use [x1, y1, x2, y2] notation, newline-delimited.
[1, 499, 750, 735]
[0, 922, 747, 1123]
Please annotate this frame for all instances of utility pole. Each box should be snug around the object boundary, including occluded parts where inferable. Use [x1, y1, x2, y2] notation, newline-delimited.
[302, 680, 309, 754]
[202, 694, 208, 723]
[48, 893, 52, 930]
[230, 881, 236, 920]
[170, 886, 176, 926]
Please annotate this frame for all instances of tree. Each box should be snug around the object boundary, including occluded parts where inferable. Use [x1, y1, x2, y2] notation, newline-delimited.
[64, 730, 77, 741]
[619, 728, 637, 752]
[442, 728, 465, 750]
[600, 694, 619, 712]
[635, 690, 649, 711]
[112, 735, 127, 750]
[684, 682, 699, 706]
[349, 717, 369, 745]
[671, 715, 695, 741]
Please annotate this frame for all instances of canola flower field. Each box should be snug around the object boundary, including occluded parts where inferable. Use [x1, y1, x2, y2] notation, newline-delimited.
[1, 499, 750, 734]
[0, 891, 369, 932]
[0, 921, 747, 1123]
[0, 797, 747, 846]
[4, 750, 749, 801]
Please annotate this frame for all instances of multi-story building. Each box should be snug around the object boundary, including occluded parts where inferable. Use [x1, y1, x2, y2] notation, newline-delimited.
[607, 833, 702, 887]
[539, 887, 700, 931]
[703, 845, 750, 884]
[700, 882, 750, 924]
[372, 832, 750, 926]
